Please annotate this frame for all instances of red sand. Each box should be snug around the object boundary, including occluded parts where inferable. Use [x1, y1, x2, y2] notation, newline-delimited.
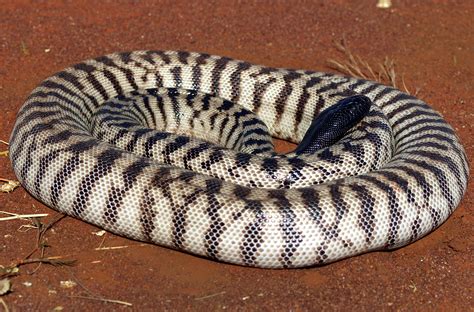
[0, 1, 472, 310]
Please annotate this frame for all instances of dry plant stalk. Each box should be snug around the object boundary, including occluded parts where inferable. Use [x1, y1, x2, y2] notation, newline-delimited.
[0, 211, 48, 221]
[328, 38, 417, 96]
[0, 297, 9, 311]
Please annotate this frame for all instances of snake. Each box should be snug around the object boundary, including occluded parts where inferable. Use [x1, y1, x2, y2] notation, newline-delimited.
[9, 51, 469, 268]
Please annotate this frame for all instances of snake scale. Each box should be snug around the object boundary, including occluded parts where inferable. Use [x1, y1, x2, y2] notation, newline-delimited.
[9, 51, 469, 268]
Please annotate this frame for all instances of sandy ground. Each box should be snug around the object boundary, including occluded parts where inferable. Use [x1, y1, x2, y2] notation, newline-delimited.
[0, 0, 472, 310]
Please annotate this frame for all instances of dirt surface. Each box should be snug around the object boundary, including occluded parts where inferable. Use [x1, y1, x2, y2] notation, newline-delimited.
[0, 0, 472, 311]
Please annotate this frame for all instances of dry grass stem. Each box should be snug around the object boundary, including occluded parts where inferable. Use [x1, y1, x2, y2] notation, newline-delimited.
[195, 291, 226, 300]
[67, 295, 133, 306]
[94, 245, 129, 251]
[0, 214, 49, 221]
[65, 268, 132, 306]
[20, 41, 29, 56]
[0, 298, 9, 311]
[0, 210, 49, 221]
[328, 37, 417, 95]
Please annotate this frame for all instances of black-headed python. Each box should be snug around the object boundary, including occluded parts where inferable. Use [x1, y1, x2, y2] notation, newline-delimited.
[9, 51, 469, 268]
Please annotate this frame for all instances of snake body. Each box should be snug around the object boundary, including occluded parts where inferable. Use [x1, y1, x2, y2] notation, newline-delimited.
[9, 51, 469, 268]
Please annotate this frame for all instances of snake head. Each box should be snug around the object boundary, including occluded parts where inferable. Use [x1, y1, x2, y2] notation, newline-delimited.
[294, 95, 372, 155]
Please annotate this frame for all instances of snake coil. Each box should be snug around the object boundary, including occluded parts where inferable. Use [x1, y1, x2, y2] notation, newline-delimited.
[10, 51, 469, 268]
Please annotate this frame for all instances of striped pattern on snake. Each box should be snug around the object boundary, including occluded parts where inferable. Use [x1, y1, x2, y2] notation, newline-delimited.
[9, 51, 469, 268]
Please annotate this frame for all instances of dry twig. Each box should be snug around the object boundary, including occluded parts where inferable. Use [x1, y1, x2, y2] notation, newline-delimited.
[1, 213, 75, 279]
[1, 210, 76, 306]
[18, 257, 76, 267]
[22, 214, 72, 274]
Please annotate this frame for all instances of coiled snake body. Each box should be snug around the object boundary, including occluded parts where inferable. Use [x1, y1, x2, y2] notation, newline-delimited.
[9, 51, 469, 268]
